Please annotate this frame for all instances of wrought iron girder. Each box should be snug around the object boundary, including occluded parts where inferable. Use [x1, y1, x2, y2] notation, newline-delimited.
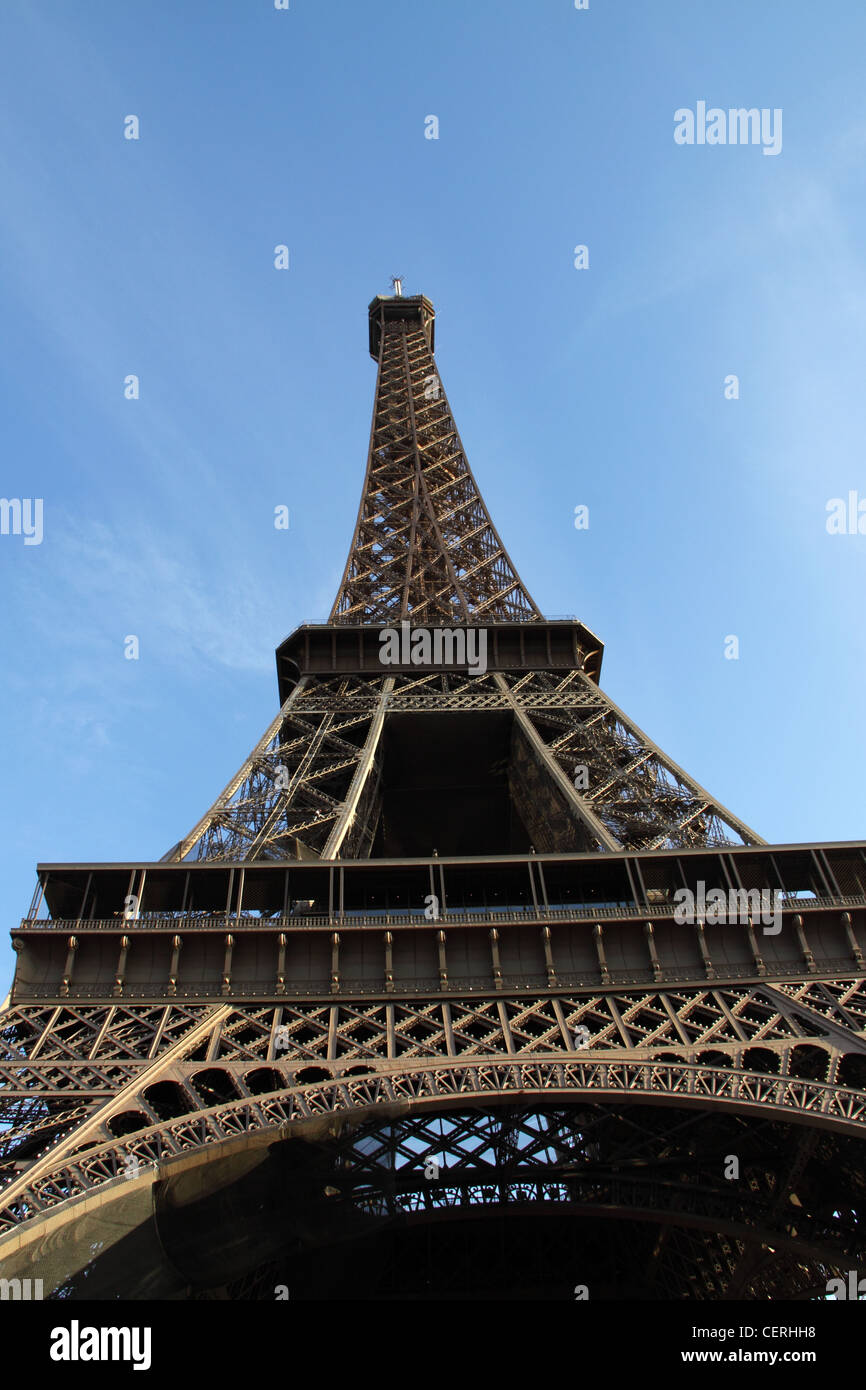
[502, 670, 762, 851]
[3, 1057, 866, 1252]
[172, 680, 384, 862]
[180, 661, 760, 863]
[330, 312, 540, 625]
[2, 962, 865, 1301]
[171, 663, 758, 863]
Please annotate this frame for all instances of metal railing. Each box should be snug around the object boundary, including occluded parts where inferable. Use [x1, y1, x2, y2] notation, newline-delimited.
[18, 893, 866, 933]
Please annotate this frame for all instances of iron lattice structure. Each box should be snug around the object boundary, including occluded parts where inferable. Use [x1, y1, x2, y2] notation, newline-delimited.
[166, 294, 760, 865]
[2, 288, 865, 1301]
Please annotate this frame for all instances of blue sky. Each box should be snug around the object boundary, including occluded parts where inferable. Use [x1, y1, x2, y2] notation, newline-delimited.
[1, 0, 865, 993]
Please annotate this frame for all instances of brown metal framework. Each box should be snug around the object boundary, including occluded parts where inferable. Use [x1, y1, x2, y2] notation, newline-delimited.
[333, 294, 540, 626]
[1, 289, 863, 1300]
[162, 295, 761, 866]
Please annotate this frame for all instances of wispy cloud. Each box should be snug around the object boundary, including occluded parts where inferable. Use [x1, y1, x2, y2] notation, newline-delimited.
[10, 517, 279, 675]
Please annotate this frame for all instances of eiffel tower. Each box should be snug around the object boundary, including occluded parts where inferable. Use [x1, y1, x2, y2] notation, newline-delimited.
[2, 286, 866, 1301]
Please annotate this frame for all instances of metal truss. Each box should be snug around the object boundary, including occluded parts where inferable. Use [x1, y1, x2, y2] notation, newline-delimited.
[168, 677, 391, 862]
[6, 975, 866, 1090]
[4, 289, 859, 1299]
[331, 299, 540, 626]
[170, 666, 760, 862]
[2, 973, 866, 1296]
[494, 669, 760, 851]
[162, 292, 760, 862]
